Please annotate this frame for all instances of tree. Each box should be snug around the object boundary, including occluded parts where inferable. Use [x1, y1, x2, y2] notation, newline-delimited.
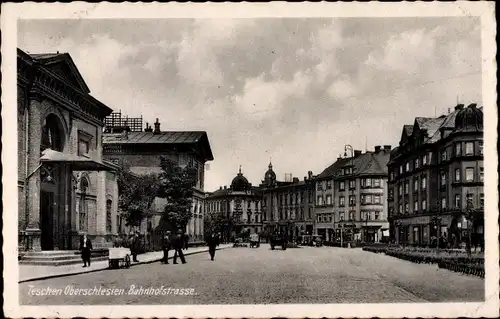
[204, 211, 235, 241]
[156, 157, 198, 232]
[464, 195, 483, 257]
[115, 160, 160, 230]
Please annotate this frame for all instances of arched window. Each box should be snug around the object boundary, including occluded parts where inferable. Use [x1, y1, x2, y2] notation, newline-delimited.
[106, 199, 112, 233]
[79, 177, 89, 232]
[41, 114, 64, 152]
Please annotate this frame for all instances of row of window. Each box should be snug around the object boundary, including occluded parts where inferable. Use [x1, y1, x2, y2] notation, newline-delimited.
[317, 178, 383, 191]
[206, 200, 261, 212]
[392, 167, 484, 198]
[390, 141, 483, 180]
[395, 193, 484, 214]
[317, 194, 384, 207]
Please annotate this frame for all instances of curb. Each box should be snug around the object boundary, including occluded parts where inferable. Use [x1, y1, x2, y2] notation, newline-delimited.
[19, 246, 231, 284]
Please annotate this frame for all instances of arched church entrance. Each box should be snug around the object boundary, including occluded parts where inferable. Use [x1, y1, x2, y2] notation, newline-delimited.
[39, 114, 66, 250]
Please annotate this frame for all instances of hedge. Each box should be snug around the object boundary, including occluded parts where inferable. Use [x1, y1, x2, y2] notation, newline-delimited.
[362, 246, 485, 278]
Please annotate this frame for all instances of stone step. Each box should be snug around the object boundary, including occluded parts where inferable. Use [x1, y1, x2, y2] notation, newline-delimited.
[21, 254, 86, 261]
[23, 251, 80, 257]
[19, 256, 108, 266]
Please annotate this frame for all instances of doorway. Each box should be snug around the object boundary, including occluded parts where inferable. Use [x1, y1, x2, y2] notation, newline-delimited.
[40, 190, 54, 250]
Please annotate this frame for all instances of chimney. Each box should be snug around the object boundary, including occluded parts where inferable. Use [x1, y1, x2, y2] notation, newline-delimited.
[144, 123, 153, 132]
[293, 177, 299, 183]
[224, 186, 227, 189]
[304, 176, 307, 181]
[383, 145, 392, 152]
[354, 150, 362, 157]
[374, 146, 381, 153]
[308, 171, 313, 179]
[455, 104, 464, 111]
[219, 186, 222, 190]
[468, 103, 477, 109]
[153, 118, 161, 134]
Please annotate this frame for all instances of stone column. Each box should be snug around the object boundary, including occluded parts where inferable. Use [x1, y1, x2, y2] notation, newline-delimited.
[192, 199, 197, 241]
[94, 171, 107, 246]
[25, 98, 42, 251]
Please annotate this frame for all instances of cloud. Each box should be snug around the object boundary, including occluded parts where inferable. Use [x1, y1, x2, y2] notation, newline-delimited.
[233, 71, 312, 118]
[17, 18, 482, 191]
[327, 75, 357, 100]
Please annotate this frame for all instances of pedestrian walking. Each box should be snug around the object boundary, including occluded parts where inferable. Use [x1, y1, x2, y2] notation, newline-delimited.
[162, 231, 172, 264]
[172, 229, 187, 264]
[79, 233, 93, 267]
[129, 232, 140, 262]
[206, 233, 219, 261]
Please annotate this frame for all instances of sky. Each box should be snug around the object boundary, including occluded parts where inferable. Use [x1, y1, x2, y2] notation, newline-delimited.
[18, 17, 482, 192]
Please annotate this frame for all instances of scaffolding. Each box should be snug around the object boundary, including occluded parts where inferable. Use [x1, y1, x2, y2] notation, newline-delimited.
[104, 111, 143, 132]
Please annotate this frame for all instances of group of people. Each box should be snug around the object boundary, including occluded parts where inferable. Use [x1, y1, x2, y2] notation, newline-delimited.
[161, 230, 221, 263]
[79, 229, 221, 268]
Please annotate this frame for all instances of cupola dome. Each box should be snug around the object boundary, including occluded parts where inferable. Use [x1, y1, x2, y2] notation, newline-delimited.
[231, 166, 250, 191]
[264, 162, 277, 187]
[454, 103, 483, 132]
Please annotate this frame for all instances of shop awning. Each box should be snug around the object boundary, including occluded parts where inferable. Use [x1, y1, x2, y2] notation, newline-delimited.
[40, 149, 118, 171]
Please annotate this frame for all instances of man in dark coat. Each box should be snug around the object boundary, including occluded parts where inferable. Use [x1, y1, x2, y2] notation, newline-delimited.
[129, 232, 140, 262]
[206, 233, 219, 261]
[79, 233, 93, 267]
[172, 229, 186, 264]
[162, 231, 172, 264]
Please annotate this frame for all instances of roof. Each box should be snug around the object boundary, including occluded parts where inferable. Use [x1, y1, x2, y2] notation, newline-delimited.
[103, 131, 214, 161]
[27, 51, 91, 94]
[318, 151, 390, 179]
[353, 151, 390, 176]
[317, 157, 350, 179]
[40, 149, 117, 171]
[103, 131, 206, 144]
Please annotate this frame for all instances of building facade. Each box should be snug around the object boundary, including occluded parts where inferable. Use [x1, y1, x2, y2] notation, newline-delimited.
[204, 168, 263, 240]
[315, 146, 391, 243]
[18, 48, 119, 251]
[387, 104, 484, 247]
[102, 116, 214, 242]
[260, 163, 316, 238]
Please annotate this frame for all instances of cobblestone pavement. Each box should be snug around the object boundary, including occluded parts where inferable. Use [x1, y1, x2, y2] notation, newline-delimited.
[20, 245, 484, 305]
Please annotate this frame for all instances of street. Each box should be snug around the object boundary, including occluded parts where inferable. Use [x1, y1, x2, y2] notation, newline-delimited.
[20, 245, 484, 305]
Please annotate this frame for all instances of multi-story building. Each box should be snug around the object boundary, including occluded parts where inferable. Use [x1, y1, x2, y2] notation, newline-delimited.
[18, 48, 119, 251]
[314, 156, 349, 241]
[102, 115, 214, 242]
[260, 163, 316, 238]
[204, 168, 263, 240]
[387, 103, 484, 247]
[316, 146, 391, 243]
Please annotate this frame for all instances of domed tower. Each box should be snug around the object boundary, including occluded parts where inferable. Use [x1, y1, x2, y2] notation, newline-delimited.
[454, 103, 483, 133]
[263, 161, 277, 187]
[231, 166, 251, 191]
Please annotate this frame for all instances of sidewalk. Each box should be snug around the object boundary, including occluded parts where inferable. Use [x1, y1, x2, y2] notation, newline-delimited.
[19, 244, 232, 283]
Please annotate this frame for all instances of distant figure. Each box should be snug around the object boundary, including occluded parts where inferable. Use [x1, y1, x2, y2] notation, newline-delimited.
[113, 234, 124, 248]
[172, 229, 187, 264]
[184, 234, 189, 251]
[162, 231, 172, 264]
[206, 233, 220, 261]
[80, 233, 93, 267]
[129, 232, 140, 262]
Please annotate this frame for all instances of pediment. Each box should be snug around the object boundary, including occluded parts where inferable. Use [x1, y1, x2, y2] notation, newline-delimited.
[33, 53, 90, 94]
